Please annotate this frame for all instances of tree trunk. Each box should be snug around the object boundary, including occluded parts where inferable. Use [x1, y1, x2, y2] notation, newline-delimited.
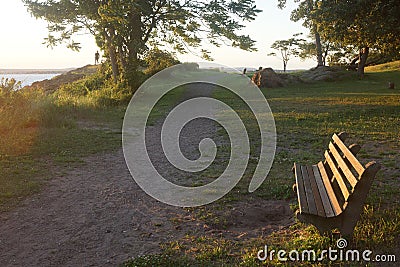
[125, 8, 144, 88]
[283, 61, 287, 72]
[118, 44, 127, 74]
[309, 0, 323, 67]
[104, 30, 120, 83]
[358, 47, 369, 78]
[107, 43, 120, 82]
[322, 43, 330, 66]
[314, 30, 324, 67]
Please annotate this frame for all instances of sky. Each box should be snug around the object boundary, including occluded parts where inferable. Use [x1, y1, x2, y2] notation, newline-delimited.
[0, 0, 315, 70]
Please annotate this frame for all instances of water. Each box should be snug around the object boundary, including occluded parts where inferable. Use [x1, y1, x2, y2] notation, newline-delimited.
[0, 73, 61, 87]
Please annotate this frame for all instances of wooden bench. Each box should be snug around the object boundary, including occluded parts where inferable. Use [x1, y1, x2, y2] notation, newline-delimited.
[293, 132, 381, 237]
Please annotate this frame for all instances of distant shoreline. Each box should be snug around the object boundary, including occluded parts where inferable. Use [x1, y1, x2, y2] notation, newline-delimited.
[0, 68, 74, 75]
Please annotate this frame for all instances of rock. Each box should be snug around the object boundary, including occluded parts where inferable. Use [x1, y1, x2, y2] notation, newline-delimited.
[299, 66, 352, 82]
[251, 68, 285, 88]
[251, 66, 353, 88]
[278, 73, 305, 85]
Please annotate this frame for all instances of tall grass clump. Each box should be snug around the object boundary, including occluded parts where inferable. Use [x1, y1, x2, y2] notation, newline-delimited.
[54, 65, 144, 108]
[0, 79, 55, 210]
[0, 79, 49, 156]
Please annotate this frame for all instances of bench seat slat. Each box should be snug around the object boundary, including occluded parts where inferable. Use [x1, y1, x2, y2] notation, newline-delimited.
[324, 151, 350, 201]
[307, 165, 325, 217]
[328, 142, 358, 187]
[312, 164, 335, 217]
[332, 133, 365, 175]
[317, 161, 343, 216]
[294, 163, 308, 214]
[301, 165, 318, 215]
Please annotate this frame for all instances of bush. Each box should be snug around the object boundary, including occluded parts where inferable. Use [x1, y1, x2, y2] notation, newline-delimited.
[56, 70, 108, 98]
[144, 48, 180, 76]
[181, 62, 200, 72]
[0, 78, 22, 94]
[124, 70, 148, 94]
[54, 66, 130, 107]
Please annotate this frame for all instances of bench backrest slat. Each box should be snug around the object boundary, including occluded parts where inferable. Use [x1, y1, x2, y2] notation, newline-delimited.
[332, 133, 365, 175]
[301, 165, 318, 215]
[307, 165, 326, 217]
[317, 162, 342, 216]
[312, 164, 336, 217]
[328, 142, 358, 187]
[294, 163, 309, 214]
[324, 150, 350, 201]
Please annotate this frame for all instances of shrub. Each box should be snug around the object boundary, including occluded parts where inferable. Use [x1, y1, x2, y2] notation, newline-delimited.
[181, 62, 200, 71]
[0, 77, 22, 94]
[56, 70, 108, 98]
[54, 67, 127, 107]
[144, 48, 181, 76]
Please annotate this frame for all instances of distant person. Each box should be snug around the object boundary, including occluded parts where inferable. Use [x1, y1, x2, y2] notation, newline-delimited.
[95, 51, 100, 65]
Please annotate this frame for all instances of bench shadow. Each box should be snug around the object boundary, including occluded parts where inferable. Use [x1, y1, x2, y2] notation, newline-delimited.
[203, 197, 295, 238]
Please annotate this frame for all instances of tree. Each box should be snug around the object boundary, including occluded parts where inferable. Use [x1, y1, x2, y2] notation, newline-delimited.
[296, 34, 351, 67]
[316, 0, 400, 77]
[23, 0, 261, 88]
[278, 0, 325, 67]
[268, 34, 304, 72]
[297, 37, 330, 66]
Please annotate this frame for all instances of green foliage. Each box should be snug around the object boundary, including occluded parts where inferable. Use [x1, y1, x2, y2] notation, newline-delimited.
[179, 62, 200, 72]
[54, 67, 135, 107]
[279, 0, 400, 70]
[317, 0, 400, 75]
[1, 77, 22, 94]
[268, 33, 305, 71]
[317, 0, 400, 52]
[23, 0, 262, 83]
[144, 48, 180, 76]
[277, 0, 329, 67]
[296, 35, 343, 66]
[278, 0, 318, 29]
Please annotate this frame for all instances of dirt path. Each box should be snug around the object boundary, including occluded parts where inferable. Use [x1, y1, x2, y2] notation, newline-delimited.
[0, 84, 293, 266]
